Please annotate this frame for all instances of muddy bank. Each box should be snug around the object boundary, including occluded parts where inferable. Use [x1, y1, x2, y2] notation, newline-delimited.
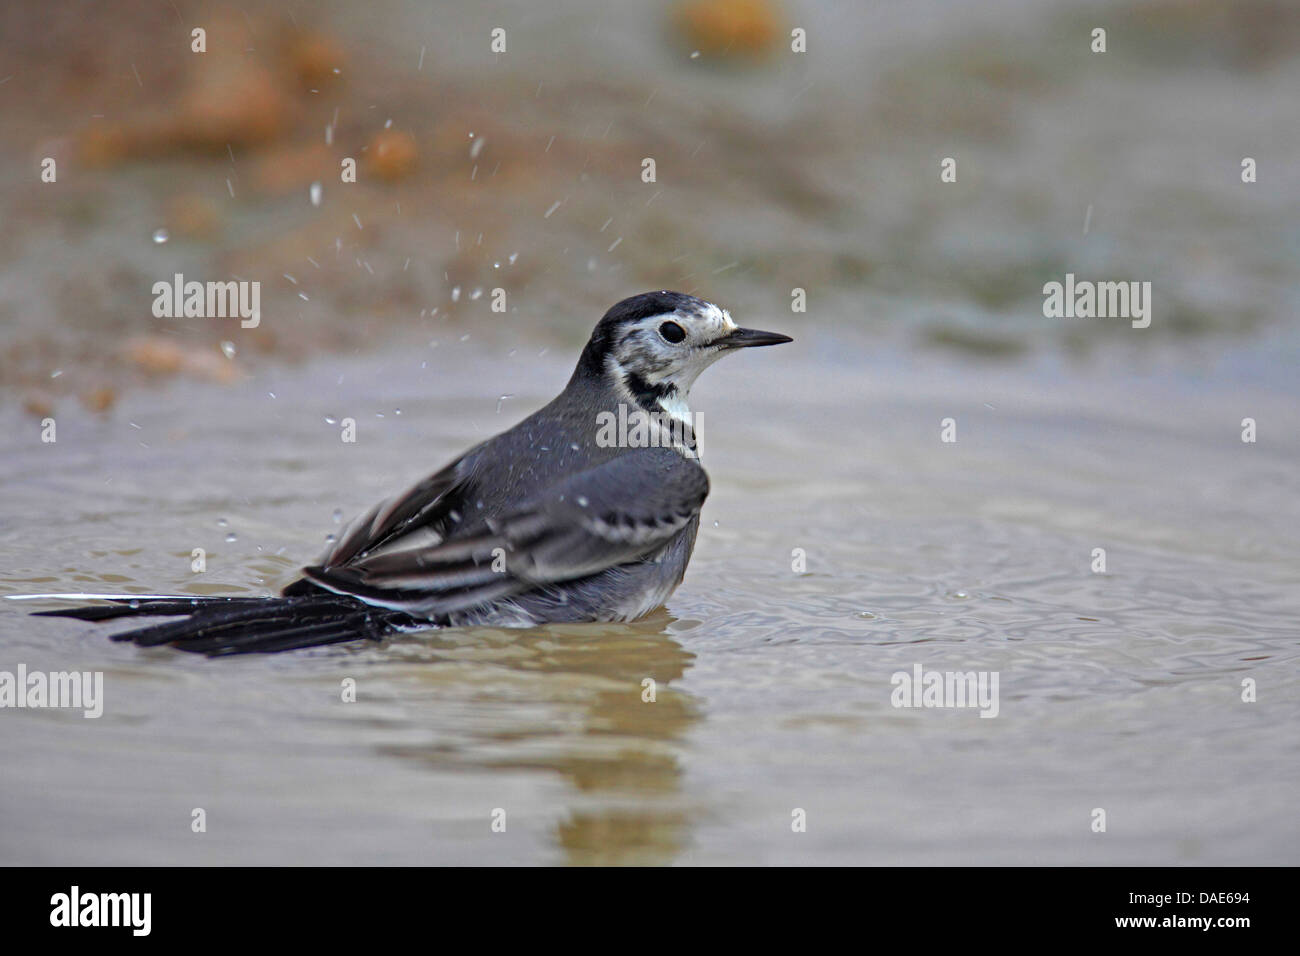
[3, 0, 1299, 418]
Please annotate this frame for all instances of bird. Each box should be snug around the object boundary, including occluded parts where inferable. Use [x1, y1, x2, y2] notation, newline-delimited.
[22, 291, 792, 656]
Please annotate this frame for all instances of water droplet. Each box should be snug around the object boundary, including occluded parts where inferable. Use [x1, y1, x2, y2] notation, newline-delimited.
[325, 533, 337, 543]
[225, 532, 237, 543]
[324, 416, 337, 425]
[309, 182, 322, 206]
[451, 286, 461, 302]
[332, 509, 343, 524]
[220, 341, 236, 359]
[216, 518, 229, 528]
[152, 228, 169, 244]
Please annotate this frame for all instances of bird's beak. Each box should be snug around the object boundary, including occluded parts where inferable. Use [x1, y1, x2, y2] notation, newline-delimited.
[718, 327, 794, 349]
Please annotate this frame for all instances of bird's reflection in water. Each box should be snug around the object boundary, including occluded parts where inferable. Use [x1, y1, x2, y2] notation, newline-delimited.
[369, 609, 700, 865]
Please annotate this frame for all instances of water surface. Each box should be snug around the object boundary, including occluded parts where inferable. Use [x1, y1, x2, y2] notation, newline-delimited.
[2, 331, 1296, 864]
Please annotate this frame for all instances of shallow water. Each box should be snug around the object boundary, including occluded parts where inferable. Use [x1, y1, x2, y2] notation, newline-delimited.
[3, 0, 1300, 865]
[2, 330, 1297, 864]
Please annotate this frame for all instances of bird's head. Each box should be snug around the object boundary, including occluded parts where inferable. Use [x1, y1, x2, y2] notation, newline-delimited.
[575, 291, 792, 418]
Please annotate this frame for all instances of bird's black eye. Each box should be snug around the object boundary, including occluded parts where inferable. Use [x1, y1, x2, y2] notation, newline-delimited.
[658, 321, 686, 344]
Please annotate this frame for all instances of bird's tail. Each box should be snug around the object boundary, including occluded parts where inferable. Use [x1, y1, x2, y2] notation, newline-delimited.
[16, 593, 421, 656]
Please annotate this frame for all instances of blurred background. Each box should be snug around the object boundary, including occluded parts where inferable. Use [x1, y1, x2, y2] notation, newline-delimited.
[1, 0, 1298, 866]
[4, 0, 1300, 407]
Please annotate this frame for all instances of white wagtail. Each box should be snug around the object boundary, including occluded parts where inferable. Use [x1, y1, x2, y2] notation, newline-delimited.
[26, 291, 792, 655]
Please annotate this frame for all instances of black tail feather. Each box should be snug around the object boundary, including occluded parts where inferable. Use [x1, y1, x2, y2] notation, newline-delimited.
[32, 596, 276, 623]
[32, 595, 424, 656]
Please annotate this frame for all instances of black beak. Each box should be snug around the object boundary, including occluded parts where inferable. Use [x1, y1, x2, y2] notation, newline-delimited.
[720, 327, 794, 349]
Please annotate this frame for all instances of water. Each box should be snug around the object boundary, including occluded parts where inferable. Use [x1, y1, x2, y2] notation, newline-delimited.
[2, 332, 1296, 864]
[2, 0, 1299, 865]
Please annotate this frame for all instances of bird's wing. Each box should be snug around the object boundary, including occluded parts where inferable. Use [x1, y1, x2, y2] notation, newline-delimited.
[316, 447, 480, 568]
[300, 447, 709, 615]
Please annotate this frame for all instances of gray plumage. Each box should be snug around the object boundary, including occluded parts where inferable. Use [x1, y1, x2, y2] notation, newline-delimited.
[30, 291, 792, 653]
